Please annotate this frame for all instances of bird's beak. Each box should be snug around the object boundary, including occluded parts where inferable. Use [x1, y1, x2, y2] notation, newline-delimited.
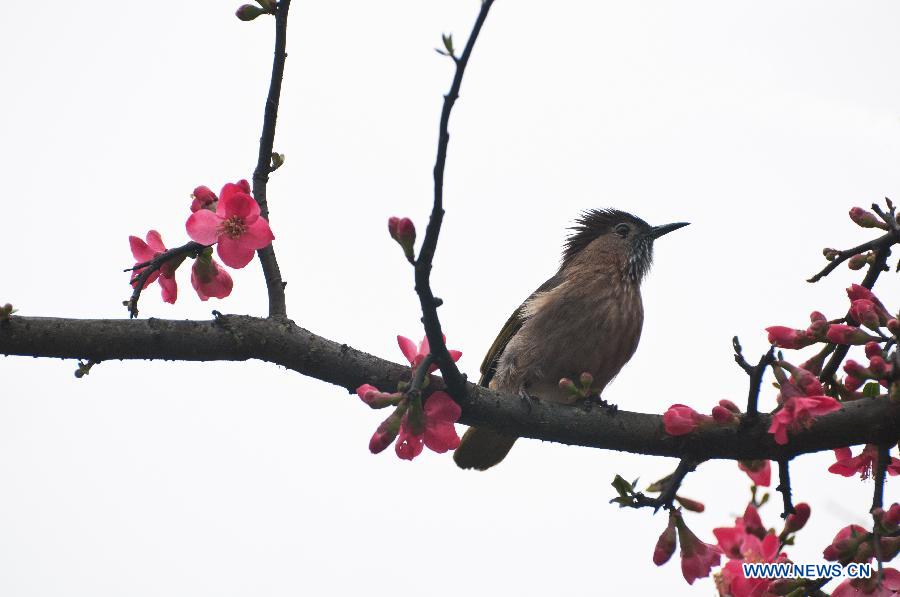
[649, 221, 690, 239]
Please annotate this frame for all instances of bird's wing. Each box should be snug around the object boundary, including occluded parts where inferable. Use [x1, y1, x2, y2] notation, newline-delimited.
[478, 273, 563, 387]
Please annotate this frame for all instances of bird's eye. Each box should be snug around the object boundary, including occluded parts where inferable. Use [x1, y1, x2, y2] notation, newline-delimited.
[614, 224, 630, 238]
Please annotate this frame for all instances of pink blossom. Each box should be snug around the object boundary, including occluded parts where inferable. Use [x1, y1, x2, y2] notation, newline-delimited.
[185, 180, 274, 269]
[395, 391, 462, 460]
[831, 568, 900, 597]
[768, 395, 842, 444]
[190, 185, 219, 212]
[663, 404, 713, 435]
[765, 326, 814, 349]
[738, 460, 771, 487]
[677, 516, 722, 585]
[718, 533, 784, 597]
[190, 251, 233, 300]
[388, 216, 416, 261]
[129, 230, 179, 303]
[742, 503, 765, 537]
[828, 445, 900, 479]
[396, 334, 462, 373]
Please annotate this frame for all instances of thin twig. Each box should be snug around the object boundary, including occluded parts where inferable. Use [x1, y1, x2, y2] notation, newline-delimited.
[776, 458, 795, 519]
[251, 0, 291, 319]
[654, 458, 699, 512]
[126, 241, 205, 318]
[414, 0, 495, 400]
[744, 345, 776, 417]
[807, 232, 896, 284]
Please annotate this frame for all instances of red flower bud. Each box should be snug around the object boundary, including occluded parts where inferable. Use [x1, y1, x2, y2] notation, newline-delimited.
[190, 185, 218, 212]
[847, 253, 868, 270]
[653, 513, 678, 566]
[847, 284, 879, 303]
[718, 399, 740, 413]
[827, 324, 878, 345]
[844, 375, 863, 392]
[810, 311, 827, 323]
[784, 502, 811, 533]
[674, 495, 705, 513]
[865, 342, 883, 359]
[766, 326, 815, 349]
[850, 299, 882, 330]
[849, 206, 885, 229]
[712, 405, 737, 424]
[388, 216, 416, 262]
[869, 356, 889, 377]
[236, 4, 266, 20]
[890, 319, 900, 336]
[844, 360, 868, 378]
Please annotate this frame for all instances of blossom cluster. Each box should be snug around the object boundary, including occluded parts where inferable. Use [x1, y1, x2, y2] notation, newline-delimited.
[129, 180, 275, 305]
[356, 335, 463, 461]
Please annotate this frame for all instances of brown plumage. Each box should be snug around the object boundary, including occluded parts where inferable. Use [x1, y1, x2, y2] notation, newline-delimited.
[454, 209, 687, 471]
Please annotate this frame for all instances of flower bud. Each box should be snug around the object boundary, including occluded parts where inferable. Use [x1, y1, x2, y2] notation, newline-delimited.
[579, 371, 594, 389]
[190, 185, 218, 212]
[869, 356, 889, 377]
[827, 324, 878, 345]
[355, 384, 402, 409]
[559, 377, 578, 395]
[847, 284, 879, 303]
[719, 399, 740, 413]
[388, 216, 416, 262]
[810, 311, 827, 323]
[848, 253, 868, 270]
[889, 319, 900, 336]
[766, 326, 815, 349]
[784, 503, 811, 533]
[712, 405, 737, 424]
[844, 360, 869, 378]
[844, 375, 863, 392]
[865, 342, 883, 359]
[850, 299, 882, 330]
[368, 405, 405, 454]
[849, 207, 885, 229]
[236, 4, 266, 20]
[653, 513, 678, 566]
[0, 303, 15, 321]
[674, 495, 705, 513]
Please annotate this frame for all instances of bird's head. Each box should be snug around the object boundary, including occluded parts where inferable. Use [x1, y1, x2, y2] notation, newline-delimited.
[561, 209, 689, 282]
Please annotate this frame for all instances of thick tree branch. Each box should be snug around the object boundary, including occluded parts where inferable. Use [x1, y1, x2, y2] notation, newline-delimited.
[251, 0, 291, 319]
[2, 315, 900, 460]
[414, 0, 495, 401]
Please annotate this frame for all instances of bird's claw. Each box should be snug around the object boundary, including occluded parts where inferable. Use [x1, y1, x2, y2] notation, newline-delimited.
[518, 388, 538, 412]
[581, 393, 618, 415]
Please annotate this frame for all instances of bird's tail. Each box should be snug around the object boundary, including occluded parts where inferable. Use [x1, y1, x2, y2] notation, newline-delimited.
[453, 427, 517, 470]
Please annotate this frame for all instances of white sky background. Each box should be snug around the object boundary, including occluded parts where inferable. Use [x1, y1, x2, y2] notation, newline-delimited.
[2, 1, 900, 595]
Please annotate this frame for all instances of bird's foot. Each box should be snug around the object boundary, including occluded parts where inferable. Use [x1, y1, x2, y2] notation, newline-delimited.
[581, 393, 618, 415]
[518, 388, 538, 412]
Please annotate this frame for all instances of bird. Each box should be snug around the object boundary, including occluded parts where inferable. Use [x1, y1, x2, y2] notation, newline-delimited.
[453, 209, 688, 470]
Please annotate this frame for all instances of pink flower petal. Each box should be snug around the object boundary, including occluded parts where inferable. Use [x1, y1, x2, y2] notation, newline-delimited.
[397, 336, 418, 365]
[129, 236, 156, 262]
[216, 236, 257, 269]
[424, 422, 460, 452]
[242, 217, 275, 249]
[186, 209, 222, 245]
[423, 392, 461, 422]
[218, 189, 260, 223]
[158, 274, 177, 304]
[145, 230, 166, 253]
